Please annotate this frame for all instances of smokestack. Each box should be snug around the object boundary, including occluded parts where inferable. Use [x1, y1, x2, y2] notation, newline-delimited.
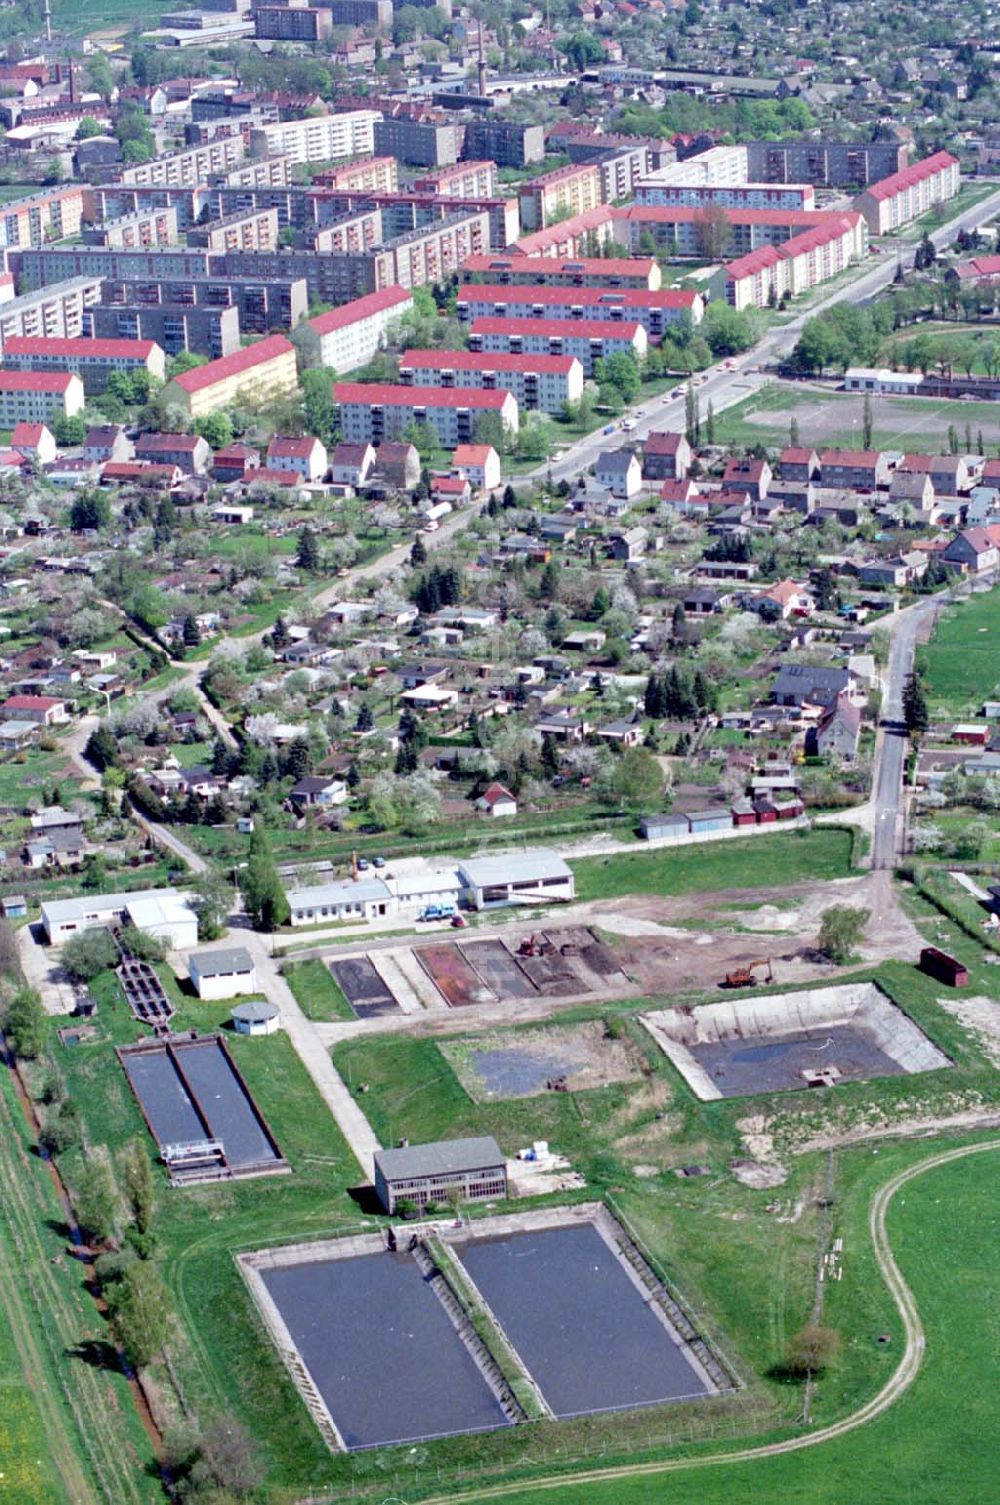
[44, 0, 52, 44]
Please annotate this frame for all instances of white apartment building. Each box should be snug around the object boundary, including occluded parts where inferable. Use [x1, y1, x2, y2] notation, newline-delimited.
[634, 181, 814, 210]
[293, 286, 414, 372]
[854, 151, 960, 235]
[249, 110, 381, 166]
[334, 381, 519, 447]
[468, 315, 647, 378]
[398, 348, 584, 414]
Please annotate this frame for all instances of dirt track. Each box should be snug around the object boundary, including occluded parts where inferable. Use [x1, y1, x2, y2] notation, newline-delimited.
[417, 1138, 1000, 1505]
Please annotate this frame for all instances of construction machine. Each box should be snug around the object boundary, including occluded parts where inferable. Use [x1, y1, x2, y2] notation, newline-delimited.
[721, 958, 773, 989]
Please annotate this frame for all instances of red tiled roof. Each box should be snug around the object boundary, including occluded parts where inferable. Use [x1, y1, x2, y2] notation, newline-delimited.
[470, 315, 644, 340]
[400, 348, 578, 375]
[861, 151, 958, 204]
[2, 694, 62, 710]
[452, 444, 495, 465]
[955, 254, 1000, 280]
[11, 422, 46, 444]
[644, 431, 685, 453]
[725, 214, 861, 282]
[171, 334, 293, 394]
[780, 446, 817, 463]
[307, 287, 413, 336]
[268, 436, 322, 457]
[433, 476, 469, 494]
[250, 466, 300, 487]
[459, 284, 699, 310]
[3, 336, 157, 360]
[0, 370, 75, 392]
[102, 461, 178, 480]
[334, 382, 514, 410]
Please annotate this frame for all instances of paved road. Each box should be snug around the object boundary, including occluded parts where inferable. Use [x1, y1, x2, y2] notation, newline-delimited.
[418, 1139, 1000, 1505]
[525, 185, 1000, 491]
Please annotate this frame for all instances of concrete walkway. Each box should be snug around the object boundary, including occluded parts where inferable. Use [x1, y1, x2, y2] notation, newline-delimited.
[238, 930, 382, 1180]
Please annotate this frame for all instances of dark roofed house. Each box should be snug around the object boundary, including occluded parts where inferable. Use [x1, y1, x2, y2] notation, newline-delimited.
[806, 692, 862, 761]
[942, 527, 1000, 575]
[373, 1136, 507, 1214]
[134, 432, 211, 475]
[642, 430, 691, 481]
[722, 455, 771, 500]
[771, 663, 850, 707]
[779, 446, 820, 482]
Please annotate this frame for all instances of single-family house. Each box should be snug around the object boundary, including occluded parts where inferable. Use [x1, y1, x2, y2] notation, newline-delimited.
[779, 446, 820, 482]
[595, 449, 642, 499]
[290, 775, 348, 807]
[889, 471, 934, 510]
[805, 693, 861, 761]
[134, 432, 211, 475]
[771, 664, 850, 707]
[609, 526, 647, 562]
[266, 434, 328, 482]
[475, 781, 518, 817]
[642, 431, 691, 481]
[762, 578, 814, 619]
[452, 443, 501, 492]
[84, 424, 131, 464]
[818, 449, 889, 491]
[722, 455, 771, 501]
[0, 694, 67, 725]
[212, 442, 260, 482]
[12, 422, 56, 465]
[942, 527, 1000, 575]
[329, 441, 376, 488]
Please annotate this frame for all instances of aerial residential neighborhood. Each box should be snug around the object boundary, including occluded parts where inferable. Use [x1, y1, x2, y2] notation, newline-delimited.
[0, 0, 997, 1503]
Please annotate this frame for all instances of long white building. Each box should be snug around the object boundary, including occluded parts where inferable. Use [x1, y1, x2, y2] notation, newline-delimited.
[249, 111, 380, 166]
[468, 315, 647, 377]
[398, 347, 584, 413]
[854, 151, 960, 235]
[293, 286, 414, 372]
[334, 381, 520, 446]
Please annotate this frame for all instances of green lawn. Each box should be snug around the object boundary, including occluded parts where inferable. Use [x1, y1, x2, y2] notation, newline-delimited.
[0, 751, 80, 807]
[283, 957, 355, 1021]
[488, 1142, 999, 1505]
[570, 828, 853, 902]
[919, 585, 1000, 715]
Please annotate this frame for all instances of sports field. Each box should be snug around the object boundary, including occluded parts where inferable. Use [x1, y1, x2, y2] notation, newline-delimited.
[712, 382, 1000, 453]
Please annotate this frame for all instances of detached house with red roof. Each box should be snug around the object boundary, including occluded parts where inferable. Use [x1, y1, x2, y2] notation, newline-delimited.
[475, 781, 518, 818]
[452, 443, 500, 491]
[780, 446, 820, 482]
[11, 421, 55, 465]
[1, 694, 68, 725]
[723, 455, 771, 500]
[266, 435, 327, 482]
[642, 431, 691, 481]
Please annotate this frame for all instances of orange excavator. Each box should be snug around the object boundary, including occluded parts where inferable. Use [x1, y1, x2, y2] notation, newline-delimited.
[722, 958, 773, 989]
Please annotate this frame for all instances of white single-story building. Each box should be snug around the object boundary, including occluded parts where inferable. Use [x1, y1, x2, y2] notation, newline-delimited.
[287, 877, 393, 926]
[188, 946, 258, 1000]
[386, 867, 463, 910]
[843, 367, 922, 396]
[231, 999, 280, 1036]
[41, 887, 198, 948]
[457, 849, 575, 909]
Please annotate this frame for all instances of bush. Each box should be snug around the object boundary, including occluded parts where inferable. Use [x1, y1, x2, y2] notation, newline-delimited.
[817, 904, 869, 965]
[3, 986, 48, 1058]
[61, 928, 118, 983]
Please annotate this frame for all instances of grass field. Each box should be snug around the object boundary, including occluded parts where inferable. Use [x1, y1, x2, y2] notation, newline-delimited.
[491, 1142, 999, 1505]
[919, 585, 1000, 715]
[712, 382, 1000, 453]
[14, 858, 995, 1502]
[570, 828, 853, 902]
[283, 957, 355, 1021]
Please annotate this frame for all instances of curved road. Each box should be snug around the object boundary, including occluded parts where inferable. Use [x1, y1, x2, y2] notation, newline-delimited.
[417, 1138, 1000, 1505]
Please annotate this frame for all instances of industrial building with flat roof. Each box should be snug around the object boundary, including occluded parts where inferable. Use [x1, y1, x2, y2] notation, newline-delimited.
[374, 1136, 507, 1214]
[188, 947, 258, 1000]
[41, 887, 198, 948]
[457, 849, 575, 909]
